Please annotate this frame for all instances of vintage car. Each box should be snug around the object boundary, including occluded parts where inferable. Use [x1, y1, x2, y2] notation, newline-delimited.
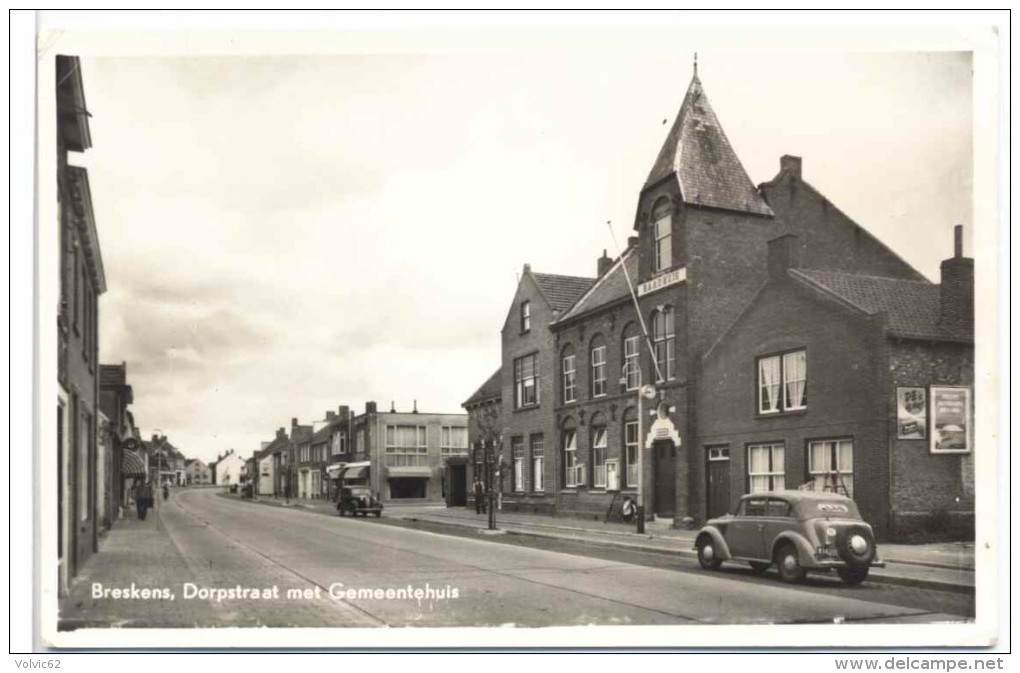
[336, 485, 383, 518]
[694, 491, 884, 585]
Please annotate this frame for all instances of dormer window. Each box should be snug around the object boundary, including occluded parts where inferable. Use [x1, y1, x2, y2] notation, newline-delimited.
[652, 199, 672, 273]
[520, 301, 531, 333]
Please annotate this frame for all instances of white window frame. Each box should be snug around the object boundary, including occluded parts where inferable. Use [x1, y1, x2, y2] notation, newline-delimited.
[514, 353, 539, 409]
[652, 207, 672, 273]
[758, 349, 807, 414]
[592, 426, 608, 488]
[531, 435, 544, 493]
[653, 308, 676, 382]
[512, 438, 525, 492]
[441, 425, 469, 456]
[623, 335, 640, 390]
[385, 424, 429, 467]
[624, 420, 638, 488]
[747, 443, 785, 493]
[562, 352, 576, 403]
[563, 429, 579, 487]
[520, 301, 531, 333]
[591, 345, 607, 397]
[808, 439, 854, 498]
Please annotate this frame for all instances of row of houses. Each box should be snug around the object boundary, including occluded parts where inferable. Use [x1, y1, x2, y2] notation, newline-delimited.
[56, 55, 203, 595]
[231, 402, 469, 507]
[460, 67, 975, 543]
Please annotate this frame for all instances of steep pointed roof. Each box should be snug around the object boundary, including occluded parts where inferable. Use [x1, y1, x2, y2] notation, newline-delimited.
[531, 273, 596, 312]
[644, 73, 773, 217]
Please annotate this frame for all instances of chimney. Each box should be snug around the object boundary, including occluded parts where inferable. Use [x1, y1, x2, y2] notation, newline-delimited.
[522, 263, 531, 275]
[627, 236, 639, 250]
[767, 233, 799, 280]
[338, 405, 349, 419]
[291, 417, 298, 429]
[151, 434, 159, 443]
[597, 249, 612, 277]
[413, 400, 419, 414]
[939, 224, 974, 337]
[780, 155, 802, 180]
[277, 427, 286, 439]
[325, 410, 336, 421]
[365, 401, 377, 414]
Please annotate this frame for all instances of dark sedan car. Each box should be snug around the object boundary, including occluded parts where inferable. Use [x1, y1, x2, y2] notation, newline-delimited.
[336, 485, 383, 518]
[694, 491, 884, 585]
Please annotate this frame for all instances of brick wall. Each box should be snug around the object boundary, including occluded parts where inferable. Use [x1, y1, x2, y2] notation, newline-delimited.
[696, 278, 892, 537]
[887, 340, 975, 540]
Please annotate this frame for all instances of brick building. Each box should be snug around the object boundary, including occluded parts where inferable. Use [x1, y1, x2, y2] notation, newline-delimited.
[296, 406, 352, 500]
[460, 369, 502, 509]
[349, 401, 468, 505]
[695, 229, 974, 541]
[185, 458, 212, 485]
[488, 66, 967, 535]
[56, 55, 107, 591]
[98, 363, 140, 527]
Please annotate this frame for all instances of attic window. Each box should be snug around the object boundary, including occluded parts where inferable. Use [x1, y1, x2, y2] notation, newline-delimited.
[520, 301, 531, 333]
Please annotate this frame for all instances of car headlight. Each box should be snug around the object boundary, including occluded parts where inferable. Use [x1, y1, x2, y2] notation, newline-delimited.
[849, 534, 868, 554]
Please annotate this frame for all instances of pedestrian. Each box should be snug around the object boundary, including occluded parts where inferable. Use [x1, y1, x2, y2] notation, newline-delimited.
[473, 478, 486, 515]
[134, 479, 153, 520]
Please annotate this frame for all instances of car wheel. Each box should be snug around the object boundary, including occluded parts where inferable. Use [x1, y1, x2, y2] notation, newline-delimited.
[749, 561, 770, 575]
[838, 526, 877, 567]
[374, 511, 381, 518]
[837, 566, 869, 586]
[775, 544, 807, 583]
[696, 536, 722, 570]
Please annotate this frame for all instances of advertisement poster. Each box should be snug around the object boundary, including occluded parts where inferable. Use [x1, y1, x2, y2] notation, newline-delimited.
[929, 386, 972, 454]
[896, 387, 927, 439]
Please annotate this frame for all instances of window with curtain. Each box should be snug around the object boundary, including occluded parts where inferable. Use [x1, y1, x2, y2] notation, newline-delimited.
[808, 439, 854, 498]
[652, 308, 675, 382]
[758, 349, 806, 413]
[563, 428, 580, 487]
[530, 434, 544, 492]
[747, 443, 784, 493]
[512, 437, 525, 492]
[592, 426, 608, 488]
[514, 353, 539, 408]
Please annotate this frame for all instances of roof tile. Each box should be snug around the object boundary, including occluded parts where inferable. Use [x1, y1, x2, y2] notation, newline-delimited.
[532, 273, 596, 312]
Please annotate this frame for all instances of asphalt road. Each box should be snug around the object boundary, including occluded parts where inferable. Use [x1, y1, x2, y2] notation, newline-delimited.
[162, 488, 970, 628]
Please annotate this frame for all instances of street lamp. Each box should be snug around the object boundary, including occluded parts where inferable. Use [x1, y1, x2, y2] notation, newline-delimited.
[621, 362, 656, 534]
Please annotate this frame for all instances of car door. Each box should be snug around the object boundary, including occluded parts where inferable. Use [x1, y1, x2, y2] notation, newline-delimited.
[761, 497, 795, 557]
[726, 497, 768, 559]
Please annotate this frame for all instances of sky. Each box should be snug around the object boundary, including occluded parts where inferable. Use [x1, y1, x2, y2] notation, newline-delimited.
[67, 42, 973, 464]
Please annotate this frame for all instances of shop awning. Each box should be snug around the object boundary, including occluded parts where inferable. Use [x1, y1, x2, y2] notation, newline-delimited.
[121, 449, 146, 478]
[325, 463, 346, 479]
[385, 466, 432, 478]
[341, 461, 371, 480]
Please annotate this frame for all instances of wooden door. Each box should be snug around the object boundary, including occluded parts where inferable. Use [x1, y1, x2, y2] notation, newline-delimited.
[653, 440, 676, 517]
[706, 446, 731, 519]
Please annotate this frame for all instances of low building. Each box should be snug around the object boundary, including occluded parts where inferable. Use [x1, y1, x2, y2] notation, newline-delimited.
[214, 450, 247, 488]
[185, 458, 212, 485]
[300, 406, 351, 500]
[694, 229, 974, 541]
[257, 429, 289, 496]
[350, 401, 468, 505]
[460, 369, 502, 508]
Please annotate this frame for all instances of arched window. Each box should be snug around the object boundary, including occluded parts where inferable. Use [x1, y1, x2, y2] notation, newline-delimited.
[590, 413, 608, 489]
[562, 418, 581, 488]
[561, 344, 577, 404]
[652, 307, 676, 382]
[621, 323, 641, 391]
[651, 198, 672, 273]
[590, 335, 607, 398]
[622, 406, 639, 489]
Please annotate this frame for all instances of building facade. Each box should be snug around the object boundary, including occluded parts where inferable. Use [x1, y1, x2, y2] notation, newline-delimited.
[488, 67, 967, 539]
[56, 55, 107, 590]
[98, 363, 138, 528]
[185, 459, 212, 485]
[460, 369, 502, 509]
[695, 231, 974, 540]
[213, 450, 247, 487]
[351, 401, 468, 505]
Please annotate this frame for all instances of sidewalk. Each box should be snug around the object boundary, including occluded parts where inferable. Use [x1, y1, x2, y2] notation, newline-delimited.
[58, 506, 223, 630]
[230, 494, 975, 593]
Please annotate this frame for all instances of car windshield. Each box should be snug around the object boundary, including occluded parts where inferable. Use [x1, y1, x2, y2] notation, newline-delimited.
[347, 488, 371, 497]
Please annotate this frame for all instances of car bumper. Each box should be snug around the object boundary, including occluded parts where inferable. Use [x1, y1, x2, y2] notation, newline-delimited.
[807, 556, 886, 569]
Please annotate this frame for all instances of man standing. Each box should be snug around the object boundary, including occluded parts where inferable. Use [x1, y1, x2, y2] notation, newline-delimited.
[473, 478, 486, 515]
[133, 480, 153, 520]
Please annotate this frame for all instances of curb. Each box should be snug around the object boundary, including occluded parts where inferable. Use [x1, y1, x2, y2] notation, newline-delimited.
[397, 515, 975, 595]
